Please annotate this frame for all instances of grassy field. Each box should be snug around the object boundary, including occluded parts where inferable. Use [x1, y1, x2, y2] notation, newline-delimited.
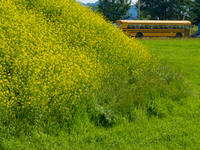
[141, 39, 200, 87]
[1, 0, 200, 149]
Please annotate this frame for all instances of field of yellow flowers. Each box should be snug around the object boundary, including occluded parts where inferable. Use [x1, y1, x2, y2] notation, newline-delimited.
[0, 0, 190, 138]
[0, 0, 153, 126]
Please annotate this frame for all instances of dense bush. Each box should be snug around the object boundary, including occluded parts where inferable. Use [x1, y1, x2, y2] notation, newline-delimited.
[0, 0, 190, 134]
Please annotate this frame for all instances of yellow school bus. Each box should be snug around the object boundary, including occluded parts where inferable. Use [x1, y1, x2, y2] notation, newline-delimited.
[116, 20, 191, 38]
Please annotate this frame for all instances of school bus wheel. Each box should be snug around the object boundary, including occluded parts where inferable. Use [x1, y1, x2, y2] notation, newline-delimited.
[176, 33, 182, 38]
[136, 33, 143, 38]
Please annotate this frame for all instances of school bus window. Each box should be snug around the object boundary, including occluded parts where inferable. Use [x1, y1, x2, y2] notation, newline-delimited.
[140, 25, 144, 29]
[132, 25, 135, 29]
[177, 25, 180, 29]
[127, 25, 131, 29]
[136, 25, 139, 29]
[164, 25, 168, 29]
[154, 25, 158, 29]
[185, 25, 190, 29]
[145, 25, 149, 29]
[173, 25, 176, 29]
[169, 25, 172, 29]
[181, 25, 184, 29]
[159, 25, 163, 29]
[149, 25, 153, 29]
[117, 24, 122, 28]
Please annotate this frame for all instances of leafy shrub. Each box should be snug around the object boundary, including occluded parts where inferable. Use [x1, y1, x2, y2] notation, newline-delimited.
[0, 0, 154, 130]
[0, 0, 190, 133]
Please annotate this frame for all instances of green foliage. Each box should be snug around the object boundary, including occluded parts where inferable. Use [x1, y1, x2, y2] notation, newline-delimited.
[97, 0, 132, 22]
[136, 0, 196, 21]
[192, 25, 198, 34]
[193, 0, 200, 25]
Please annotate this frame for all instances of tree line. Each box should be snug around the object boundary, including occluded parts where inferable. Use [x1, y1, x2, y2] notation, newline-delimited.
[94, 0, 200, 25]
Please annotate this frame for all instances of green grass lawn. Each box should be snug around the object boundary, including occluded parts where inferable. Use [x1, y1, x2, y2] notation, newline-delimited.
[1, 39, 200, 149]
[141, 39, 200, 87]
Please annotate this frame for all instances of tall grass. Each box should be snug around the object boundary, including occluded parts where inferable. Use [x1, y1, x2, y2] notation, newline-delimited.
[0, 0, 190, 140]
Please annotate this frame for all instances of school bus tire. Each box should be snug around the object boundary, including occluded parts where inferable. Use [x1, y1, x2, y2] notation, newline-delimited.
[136, 33, 143, 38]
[176, 33, 182, 38]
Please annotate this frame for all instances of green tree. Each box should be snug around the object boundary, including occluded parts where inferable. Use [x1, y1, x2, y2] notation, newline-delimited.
[193, 0, 200, 25]
[136, 0, 196, 21]
[97, 0, 132, 22]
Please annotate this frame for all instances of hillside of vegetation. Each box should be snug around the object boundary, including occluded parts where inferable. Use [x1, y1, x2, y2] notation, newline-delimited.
[0, 0, 191, 148]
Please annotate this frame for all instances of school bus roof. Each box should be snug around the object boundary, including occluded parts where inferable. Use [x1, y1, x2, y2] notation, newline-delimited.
[116, 20, 191, 25]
